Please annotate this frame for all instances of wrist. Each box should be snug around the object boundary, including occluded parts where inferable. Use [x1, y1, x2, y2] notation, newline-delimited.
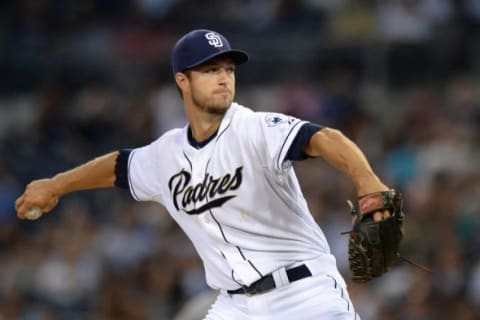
[50, 174, 68, 197]
[355, 174, 388, 196]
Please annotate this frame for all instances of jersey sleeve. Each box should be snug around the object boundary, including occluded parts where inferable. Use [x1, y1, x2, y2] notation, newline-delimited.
[285, 123, 324, 161]
[247, 112, 309, 173]
[126, 142, 165, 202]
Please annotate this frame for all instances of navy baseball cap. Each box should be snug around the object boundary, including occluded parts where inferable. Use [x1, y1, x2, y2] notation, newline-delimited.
[172, 29, 249, 74]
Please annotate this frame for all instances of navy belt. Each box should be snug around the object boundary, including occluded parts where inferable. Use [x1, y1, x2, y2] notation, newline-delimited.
[227, 264, 312, 295]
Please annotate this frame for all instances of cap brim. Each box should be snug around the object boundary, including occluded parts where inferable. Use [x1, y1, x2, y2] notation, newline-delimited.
[184, 49, 249, 71]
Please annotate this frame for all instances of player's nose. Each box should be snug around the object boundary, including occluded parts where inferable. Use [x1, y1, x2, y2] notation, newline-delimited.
[218, 69, 233, 86]
[218, 68, 228, 79]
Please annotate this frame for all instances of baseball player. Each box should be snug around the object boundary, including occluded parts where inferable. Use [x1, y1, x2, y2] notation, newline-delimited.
[16, 29, 391, 319]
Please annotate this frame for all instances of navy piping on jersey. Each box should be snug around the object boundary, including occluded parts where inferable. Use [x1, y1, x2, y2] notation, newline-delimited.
[183, 151, 193, 171]
[276, 121, 303, 170]
[114, 149, 131, 189]
[247, 259, 263, 278]
[215, 121, 232, 142]
[204, 156, 263, 279]
[127, 150, 140, 200]
[188, 127, 218, 149]
[231, 270, 243, 287]
[203, 160, 230, 253]
[285, 123, 324, 161]
[205, 158, 211, 172]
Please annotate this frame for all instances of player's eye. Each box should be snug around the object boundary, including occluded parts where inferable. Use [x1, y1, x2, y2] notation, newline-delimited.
[206, 67, 218, 74]
[226, 66, 235, 74]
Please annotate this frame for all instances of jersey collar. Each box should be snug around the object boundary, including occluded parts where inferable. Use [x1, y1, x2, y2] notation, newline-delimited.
[187, 126, 218, 149]
[184, 102, 238, 150]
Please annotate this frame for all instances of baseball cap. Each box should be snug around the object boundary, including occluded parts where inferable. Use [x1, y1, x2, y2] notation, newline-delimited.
[172, 29, 249, 74]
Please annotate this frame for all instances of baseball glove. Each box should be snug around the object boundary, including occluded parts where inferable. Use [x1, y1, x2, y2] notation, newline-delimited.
[343, 190, 405, 283]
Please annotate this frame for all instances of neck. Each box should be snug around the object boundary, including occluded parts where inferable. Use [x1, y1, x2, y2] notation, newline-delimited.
[185, 103, 225, 142]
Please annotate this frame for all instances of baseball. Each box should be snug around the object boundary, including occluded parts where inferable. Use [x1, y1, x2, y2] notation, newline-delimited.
[26, 206, 43, 220]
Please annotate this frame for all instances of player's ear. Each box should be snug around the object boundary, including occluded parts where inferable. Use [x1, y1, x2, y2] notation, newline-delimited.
[175, 72, 189, 95]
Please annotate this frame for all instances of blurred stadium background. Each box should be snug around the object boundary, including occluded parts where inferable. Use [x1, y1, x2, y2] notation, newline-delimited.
[1, 0, 480, 319]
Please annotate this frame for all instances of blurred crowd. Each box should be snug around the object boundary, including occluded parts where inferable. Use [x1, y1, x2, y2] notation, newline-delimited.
[1, 0, 480, 319]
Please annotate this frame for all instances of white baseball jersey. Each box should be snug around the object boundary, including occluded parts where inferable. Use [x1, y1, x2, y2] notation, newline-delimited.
[126, 102, 342, 291]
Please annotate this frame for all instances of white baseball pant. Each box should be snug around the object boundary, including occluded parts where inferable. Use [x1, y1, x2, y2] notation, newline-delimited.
[204, 272, 360, 319]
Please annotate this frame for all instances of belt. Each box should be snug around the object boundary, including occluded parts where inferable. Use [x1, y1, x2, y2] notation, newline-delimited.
[227, 264, 312, 296]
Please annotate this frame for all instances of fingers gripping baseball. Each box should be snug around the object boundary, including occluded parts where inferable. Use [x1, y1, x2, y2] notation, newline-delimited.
[15, 179, 60, 220]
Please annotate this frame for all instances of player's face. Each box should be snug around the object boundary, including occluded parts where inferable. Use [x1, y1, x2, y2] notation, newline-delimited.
[187, 56, 236, 115]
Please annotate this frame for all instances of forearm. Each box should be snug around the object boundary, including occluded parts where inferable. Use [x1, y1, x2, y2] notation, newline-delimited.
[52, 151, 119, 196]
[16, 151, 120, 218]
[305, 128, 388, 195]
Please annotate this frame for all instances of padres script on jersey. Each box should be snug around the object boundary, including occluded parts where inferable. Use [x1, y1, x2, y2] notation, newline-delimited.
[127, 103, 341, 290]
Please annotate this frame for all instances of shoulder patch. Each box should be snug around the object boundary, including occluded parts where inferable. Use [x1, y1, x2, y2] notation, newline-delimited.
[265, 114, 295, 127]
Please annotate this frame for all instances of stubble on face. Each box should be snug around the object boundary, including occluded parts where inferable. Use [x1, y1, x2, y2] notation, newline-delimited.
[186, 57, 236, 116]
[190, 86, 233, 116]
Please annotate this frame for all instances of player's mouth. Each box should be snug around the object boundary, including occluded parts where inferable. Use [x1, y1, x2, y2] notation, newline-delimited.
[213, 89, 231, 95]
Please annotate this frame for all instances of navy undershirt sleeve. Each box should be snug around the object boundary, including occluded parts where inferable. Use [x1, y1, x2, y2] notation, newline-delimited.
[114, 149, 132, 189]
[285, 123, 324, 161]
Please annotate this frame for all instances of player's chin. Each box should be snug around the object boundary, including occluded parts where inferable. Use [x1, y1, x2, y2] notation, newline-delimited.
[206, 104, 229, 116]
[206, 99, 232, 115]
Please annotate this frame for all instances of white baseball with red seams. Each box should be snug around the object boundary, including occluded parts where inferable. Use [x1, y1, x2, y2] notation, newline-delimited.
[126, 103, 360, 319]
